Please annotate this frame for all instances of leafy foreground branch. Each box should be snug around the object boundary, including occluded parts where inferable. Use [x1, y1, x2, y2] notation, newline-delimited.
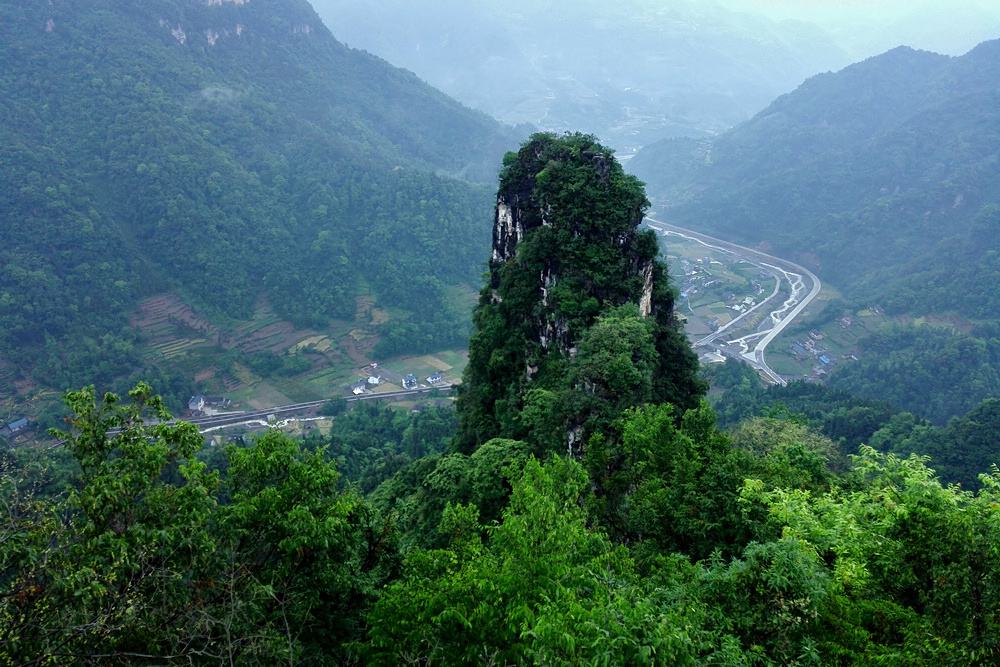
[1, 384, 395, 665]
[3, 385, 1000, 664]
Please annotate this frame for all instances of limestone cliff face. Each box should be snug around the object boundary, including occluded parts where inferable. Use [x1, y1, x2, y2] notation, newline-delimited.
[456, 133, 705, 453]
[148, 0, 323, 48]
[486, 140, 658, 362]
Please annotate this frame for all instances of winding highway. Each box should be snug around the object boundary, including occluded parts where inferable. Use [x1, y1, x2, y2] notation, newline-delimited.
[645, 217, 823, 386]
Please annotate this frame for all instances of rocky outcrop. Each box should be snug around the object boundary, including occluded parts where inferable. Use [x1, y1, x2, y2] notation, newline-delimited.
[491, 198, 523, 267]
[486, 137, 657, 360]
[638, 260, 654, 317]
[457, 133, 705, 453]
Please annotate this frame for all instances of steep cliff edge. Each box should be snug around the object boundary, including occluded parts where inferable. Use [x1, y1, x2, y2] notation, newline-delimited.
[456, 133, 704, 454]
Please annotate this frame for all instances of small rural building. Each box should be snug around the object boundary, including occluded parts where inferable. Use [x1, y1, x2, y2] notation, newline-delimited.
[201, 396, 232, 416]
[3, 418, 29, 436]
[426, 372, 443, 384]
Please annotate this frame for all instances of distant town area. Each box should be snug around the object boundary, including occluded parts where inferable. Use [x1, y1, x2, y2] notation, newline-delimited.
[649, 218, 825, 385]
[652, 218, 907, 387]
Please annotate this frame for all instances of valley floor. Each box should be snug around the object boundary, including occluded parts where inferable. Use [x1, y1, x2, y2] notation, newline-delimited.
[649, 217, 823, 386]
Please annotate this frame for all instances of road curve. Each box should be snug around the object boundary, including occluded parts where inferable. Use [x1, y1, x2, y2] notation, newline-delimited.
[645, 216, 823, 385]
[652, 227, 784, 347]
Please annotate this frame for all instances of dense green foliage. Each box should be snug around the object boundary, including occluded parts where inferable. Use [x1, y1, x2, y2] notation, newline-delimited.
[870, 398, 1000, 490]
[710, 358, 914, 450]
[6, 382, 1000, 664]
[709, 357, 1000, 490]
[0, 0, 515, 392]
[827, 325, 1000, 425]
[355, 440, 1000, 664]
[456, 134, 703, 452]
[4, 117, 998, 656]
[325, 402, 457, 493]
[1, 385, 397, 664]
[871, 205, 1000, 320]
[4, 27, 1000, 661]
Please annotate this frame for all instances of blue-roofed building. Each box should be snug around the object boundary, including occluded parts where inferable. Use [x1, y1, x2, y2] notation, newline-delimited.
[3, 418, 29, 437]
[819, 355, 831, 365]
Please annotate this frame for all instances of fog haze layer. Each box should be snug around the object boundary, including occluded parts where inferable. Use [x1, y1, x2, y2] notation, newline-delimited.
[312, 1, 1000, 151]
[718, 0, 1000, 56]
[311, 0, 852, 151]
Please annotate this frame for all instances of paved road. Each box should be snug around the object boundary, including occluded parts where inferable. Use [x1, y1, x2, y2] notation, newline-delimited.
[49, 385, 457, 447]
[645, 217, 823, 385]
[653, 227, 784, 347]
[183, 384, 456, 433]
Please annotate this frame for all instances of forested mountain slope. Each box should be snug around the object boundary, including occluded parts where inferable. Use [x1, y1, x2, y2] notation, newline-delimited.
[632, 40, 1000, 423]
[6, 142, 1000, 659]
[632, 40, 1000, 310]
[0, 0, 517, 395]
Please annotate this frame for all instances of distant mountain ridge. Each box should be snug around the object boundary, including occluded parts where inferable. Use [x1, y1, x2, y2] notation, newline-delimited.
[631, 39, 1000, 425]
[310, 0, 850, 149]
[631, 39, 1000, 316]
[0, 0, 518, 398]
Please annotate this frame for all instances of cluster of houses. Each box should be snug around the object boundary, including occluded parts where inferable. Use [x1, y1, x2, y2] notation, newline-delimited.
[728, 295, 758, 314]
[788, 330, 844, 379]
[187, 395, 232, 416]
[352, 375, 382, 395]
[676, 256, 716, 303]
[350, 366, 446, 396]
[677, 256, 772, 330]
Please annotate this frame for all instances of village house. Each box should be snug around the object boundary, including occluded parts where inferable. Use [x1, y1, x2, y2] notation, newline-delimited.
[2, 418, 29, 437]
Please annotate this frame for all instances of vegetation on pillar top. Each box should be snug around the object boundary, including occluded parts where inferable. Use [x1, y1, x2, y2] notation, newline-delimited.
[456, 133, 704, 454]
